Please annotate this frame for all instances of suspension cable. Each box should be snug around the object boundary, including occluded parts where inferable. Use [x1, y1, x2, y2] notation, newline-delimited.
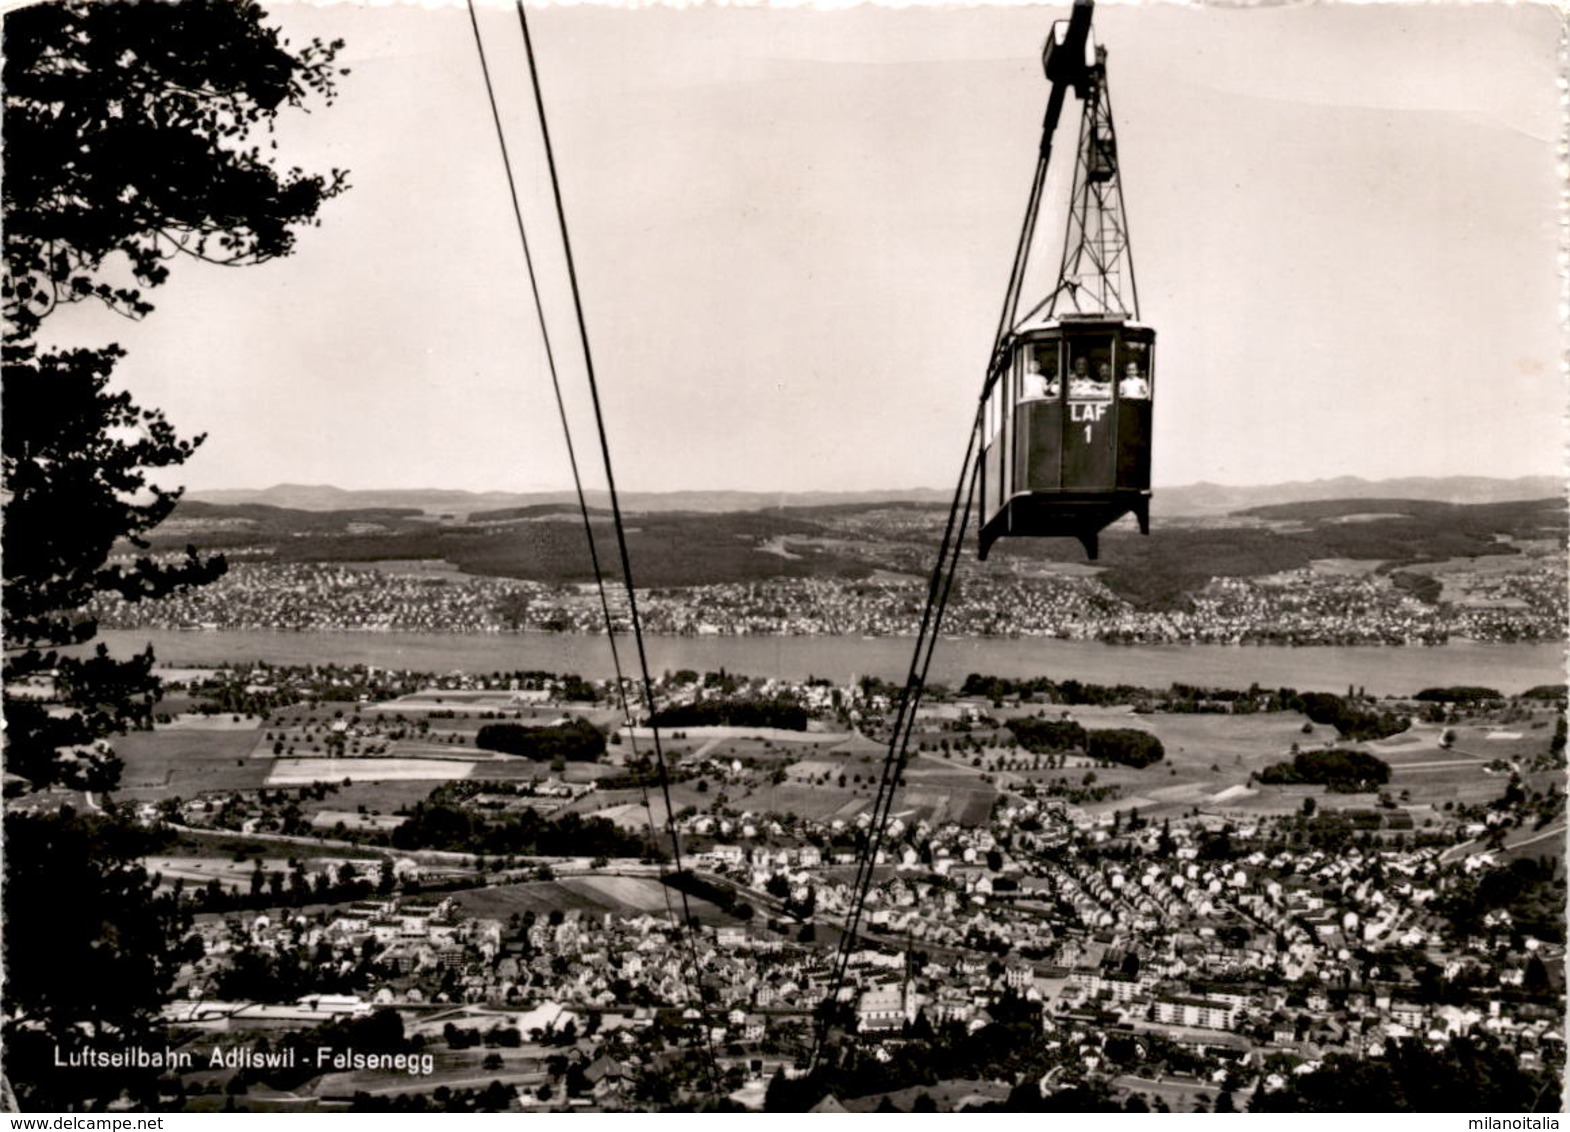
[809, 44, 1086, 1064]
[810, 406, 983, 1067]
[993, 65, 1075, 360]
[463, 0, 676, 926]
[511, 0, 720, 1093]
[993, 153, 1051, 357]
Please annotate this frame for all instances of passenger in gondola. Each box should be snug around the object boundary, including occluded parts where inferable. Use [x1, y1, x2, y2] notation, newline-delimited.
[1069, 356, 1109, 398]
[1067, 356, 1093, 396]
[1021, 355, 1048, 400]
[1119, 361, 1150, 399]
[1022, 353, 1060, 400]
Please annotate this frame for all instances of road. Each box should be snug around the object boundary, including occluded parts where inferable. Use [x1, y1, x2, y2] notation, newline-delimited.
[1439, 819, 1567, 864]
[166, 822, 669, 878]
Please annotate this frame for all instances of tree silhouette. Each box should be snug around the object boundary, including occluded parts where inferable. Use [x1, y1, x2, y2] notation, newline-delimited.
[4, 0, 348, 340]
[1251, 1035, 1560, 1112]
[4, 0, 347, 791]
[2, 0, 347, 1107]
[3, 809, 203, 1109]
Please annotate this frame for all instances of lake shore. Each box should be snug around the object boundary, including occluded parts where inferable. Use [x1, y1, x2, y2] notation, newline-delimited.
[80, 629, 1566, 698]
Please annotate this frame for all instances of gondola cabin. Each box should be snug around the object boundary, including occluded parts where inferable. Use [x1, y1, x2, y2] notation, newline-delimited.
[978, 313, 1153, 560]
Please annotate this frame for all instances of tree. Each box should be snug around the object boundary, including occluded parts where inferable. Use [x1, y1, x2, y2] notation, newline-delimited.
[2, 0, 346, 1106]
[1252, 1035, 1559, 1112]
[3, 0, 348, 792]
[1156, 818, 1176, 857]
[1085, 728, 1165, 769]
[1260, 749, 1390, 793]
[4, 0, 348, 341]
[3, 809, 202, 1109]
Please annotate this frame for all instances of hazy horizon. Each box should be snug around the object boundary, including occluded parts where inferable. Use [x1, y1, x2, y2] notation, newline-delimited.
[41, 1, 1566, 497]
[183, 471, 1566, 517]
[190, 470, 1565, 493]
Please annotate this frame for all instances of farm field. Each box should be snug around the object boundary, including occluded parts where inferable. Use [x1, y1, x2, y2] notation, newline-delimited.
[662, 734, 849, 769]
[627, 725, 846, 745]
[157, 826, 382, 862]
[565, 788, 687, 833]
[585, 800, 666, 833]
[385, 740, 515, 761]
[895, 709, 1336, 820]
[561, 873, 681, 914]
[990, 706, 1559, 820]
[1443, 713, 1561, 760]
[144, 855, 299, 892]
[258, 750, 614, 788]
[1380, 767, 1523, 809]
[555, 762, 622, 783]
[1371, 714, 1559, 808]
[1132, 711, 1319, 767]
[329, 705, 1545, 821]
[267, 757, 479, 785]
[308, 810, 408, 832]
[377, 699, 619, 723]
[293, 779, 443, 819]
[902, 751, 997, 786]
[382, 748, 618, 784]
[893, 785, 993, 826]
[447, 880, 607, 919]
[446, 877, 730, 924]
[104, 657, 1558, 882]
[381, 690, 533, 709]
[992, 705, 1312, 765]
[112, 728, 273, 800]
[158, 713, 264, 732]
[733, 782, 873, 823]
[558, 786, 645, 814]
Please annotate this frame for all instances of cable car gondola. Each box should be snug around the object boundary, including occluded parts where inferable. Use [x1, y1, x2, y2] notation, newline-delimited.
[978, 314, 1153, 560]
[818, 0, 1155, 1053]
[976, 0, 1154, 561]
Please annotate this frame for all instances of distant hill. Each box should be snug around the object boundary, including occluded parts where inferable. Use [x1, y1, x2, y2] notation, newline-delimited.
[1083, 496, 1565, 609]
[1158, 476, 1564, 517]
[186, 484, 955, 516]
[151, 490, 1564, 611]
[187, 476, 1562, 518]
[187, 484, 560, 515]
[164, 500, 428, 535]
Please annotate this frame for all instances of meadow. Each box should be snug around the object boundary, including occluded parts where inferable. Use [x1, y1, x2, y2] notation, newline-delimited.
[294, 780, 441, 819]
[109, 663, 1557, 881]
[144, 855, 299, 893]
[266, 757, 481, 785]
[447, 877, 729, 924]
[113, 726, 273, 800]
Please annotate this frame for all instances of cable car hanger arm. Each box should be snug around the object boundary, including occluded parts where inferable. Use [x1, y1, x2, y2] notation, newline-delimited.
[990, 0, 1095, 360]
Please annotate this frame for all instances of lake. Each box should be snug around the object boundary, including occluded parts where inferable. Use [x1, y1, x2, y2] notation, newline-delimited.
[84, 629, 1566, 698]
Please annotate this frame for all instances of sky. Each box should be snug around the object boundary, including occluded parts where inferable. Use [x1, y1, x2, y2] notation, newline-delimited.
[43, 0, 1567, 495]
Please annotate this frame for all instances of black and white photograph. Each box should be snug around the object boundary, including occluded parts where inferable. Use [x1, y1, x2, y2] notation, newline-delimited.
[2, 0, 1565, 1117]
